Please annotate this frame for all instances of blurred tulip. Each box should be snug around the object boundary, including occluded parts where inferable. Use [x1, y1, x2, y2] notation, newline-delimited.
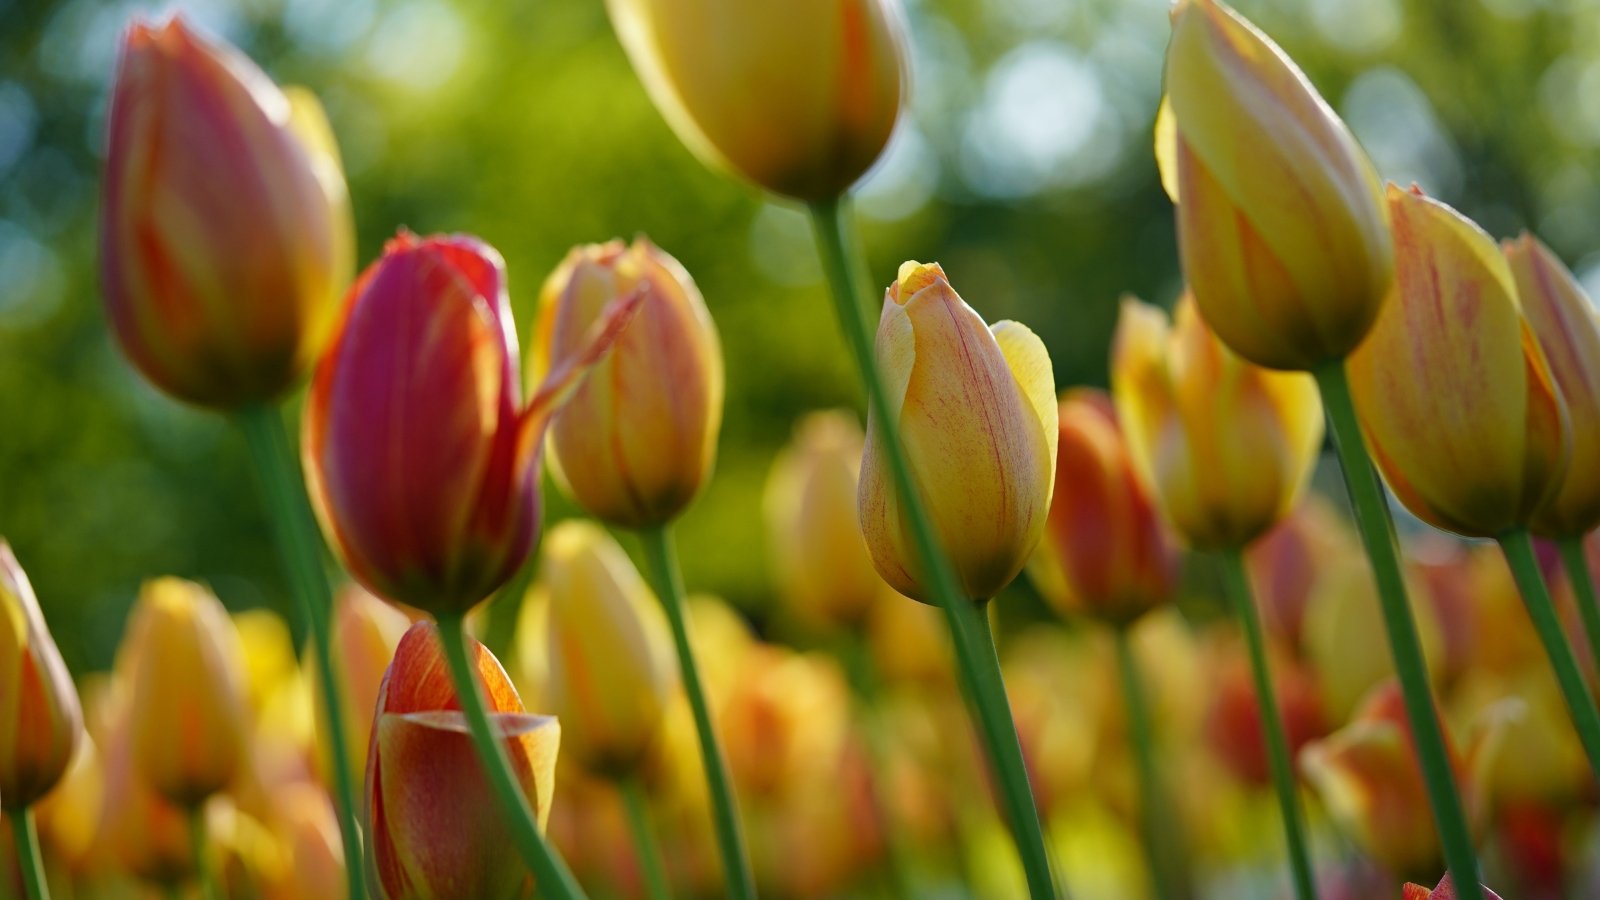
[859, 261, 1058, 602]
[91, 680, 194, 886]
[307, 586, 410, 786]
[534, 239, 723, 528]
[304, 231, 638, 616]
[232, 607, 299, 718]
[1028, 389, 1181, 627]
[99, 17, 352, 408]
[1348, 186, 1570, 538]
[541, 521, 677, 777]
[366, 622, 559, 900]
[0, 541, 83, 809]
[269, 784, 346, 900]
[125, 578, 249, 807]
[866, 591, 952, 687]
[1112, 295, 1323, 550]
[33, 737, 102, 873]
[1303, 561, 1446, 723]
[720, 645, 850, 800]
[1403, 874, 1504, 900]
[1246, 496, 1358, 652]
[605, 0, 906, 201]
[765, 411, 886, 631]
[1204, 636, 1327, 786]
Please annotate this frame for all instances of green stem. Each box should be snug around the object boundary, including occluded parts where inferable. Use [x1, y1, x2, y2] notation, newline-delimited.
[618, 776, 672, 900]
[6, 806, 49, 900]
[1311, 361, 1483, 900]
[1499, 528, 1600, 777]
[435, 614, 587, 899]
[808, 195, 1057, 899]
[839, 633, 917, 899]
[637, 524, 756, 900]
[235, 404, 365, 900]
[1112, 627, 1179, 900]
[1217, 550, 1318, 900]
[1557, 536, 1600, 681]
[189, 806, 219, 900]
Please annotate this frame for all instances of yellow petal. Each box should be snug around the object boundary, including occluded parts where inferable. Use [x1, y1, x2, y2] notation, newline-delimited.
[1153, 96, 1179, 203]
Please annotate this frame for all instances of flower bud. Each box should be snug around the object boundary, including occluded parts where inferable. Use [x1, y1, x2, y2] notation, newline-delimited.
[1204, 637, 1327, 786]
[1157, 0, 1391, 370]
[306, 586, 410, 788]
[1348, 187, 1571, 538]
[1027, 389, 1181, 627]
[0, 541, 83, 809]
[534, 239, 722, 528]
[1403, 875, 1503, 900]
[269, 784, 346, 900]
[100, 17, 352, 408]
[366, 622, 560, 900]
[605, 0, 906, 201]
[1112, 294, 1323, 550]
[91, 679, 194, 886]
[859, 262, 1058, 602]
[305, 232, 639, 616]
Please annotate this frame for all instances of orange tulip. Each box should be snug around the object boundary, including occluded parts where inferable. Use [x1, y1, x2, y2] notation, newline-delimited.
[0, 541, 83, 810]
[1403, 874, 1503, 900]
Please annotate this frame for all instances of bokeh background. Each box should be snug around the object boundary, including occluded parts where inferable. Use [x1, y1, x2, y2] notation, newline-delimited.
[4, 0, 1600, 673]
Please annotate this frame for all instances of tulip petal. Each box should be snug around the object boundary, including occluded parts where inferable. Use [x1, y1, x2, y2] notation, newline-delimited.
[1153, 96, 1179, 203]
[991, 319, 1059, 506]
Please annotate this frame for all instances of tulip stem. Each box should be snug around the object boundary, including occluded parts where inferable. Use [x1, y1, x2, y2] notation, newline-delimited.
[1556, 537, 1600, 681]
[808, 195, 1058, 899]
[435, 613, 588, 899]
[619, 776, 672, 900]
[6, 806, 49, 900]
[637, 524, 757, 900]
[1216, 549, 1318, 900]
[1498, 528, 1600, 778]
[1111, 627, 1182, 900]
[1311, 360, 1484, 900]
[188, 807, 219, 900]
[234, 403, 366, 900]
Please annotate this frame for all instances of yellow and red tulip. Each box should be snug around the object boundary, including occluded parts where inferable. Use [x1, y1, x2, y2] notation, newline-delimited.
[0, 540, 83, 810]
[1403, 874, 1503, 900]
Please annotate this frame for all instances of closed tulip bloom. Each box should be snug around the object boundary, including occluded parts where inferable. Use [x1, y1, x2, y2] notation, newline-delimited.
[1505, 233, 1600, 537]
[1028, 389, 1181, 627]
[533, 239, 723, 528]
[366, 622, 560, 900]
[307, 586, 410, 785]
[605, 0, 906, 201]
[1404, 875, 1503, 900]
[1349, 187, 1571, 538]
[100, 17, 352, 408]
[1156, 0, 1391, 371]
[541, 521, 677, 776]
[858, 262, 1058, 603]
[0, 541, 83, 809]
[1112, 295, 1323, 550]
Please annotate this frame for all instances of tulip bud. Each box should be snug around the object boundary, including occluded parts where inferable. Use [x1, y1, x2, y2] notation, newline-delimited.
[605, 0, 906, 201]
[1403, 874, 1503, 900]
[1156, 0, 1391, 370]
[1027, 389, 1182, 627]
[124, 578, 250, 807]
[1348, 187, 1571, 538]
[1504, 233, 1600, 538]
[533, 239, 723, 528]
[304, 232, 639, 617]
[270, 784, 346, 900]
[1246, 496, 1356, 652]
[858, 262, 1058, 602]
[366, 622, 560, 900]
[91, 679, 195, 886]
[306, 586, 410, 787]
[0, 541, 83, 810]
[1204, 637, 1327, 786]
[540, 521, 677, 777]
[764, 411, 886, 631]
[1112, 294, 1323, 550]
[100, 17, 352, 408]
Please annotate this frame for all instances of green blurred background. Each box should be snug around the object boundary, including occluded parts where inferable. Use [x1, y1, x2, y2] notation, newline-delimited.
[2, 0, 1597, 672]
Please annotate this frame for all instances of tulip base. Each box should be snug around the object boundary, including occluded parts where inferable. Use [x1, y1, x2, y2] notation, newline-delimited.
[1112, 626, 1187, 900]
[1557, 537, 1600, 681]
[619, 775, 672, 900]
[6, 806, 49, 900]
[1311, 360, 1485, 900]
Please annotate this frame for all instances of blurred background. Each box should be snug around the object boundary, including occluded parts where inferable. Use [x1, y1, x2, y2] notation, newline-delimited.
[3, 0, 1600, 673]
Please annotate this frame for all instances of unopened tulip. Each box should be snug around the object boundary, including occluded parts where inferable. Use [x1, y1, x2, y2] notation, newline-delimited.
[533, 239, 723, 528]
[366, 622, 559, 900]
[605, 0, 906, 201]
[1403, 874, 1504, 900]
[765, 411, 886, 631]
[1204, 638, 1327, 786]
[858, 261, 1058, 602]
[91, 680, 195, 886]
[541, 521, 677, 776]
[0, 541, 83, 809]
[304, 232, 638, 617]
[1112, 295, 1323, 550]
[1028, 389, 1181, 627]
[269, 784, 346, 900]
[100, 17, 352, 408]
[1157, 0, 1391, 371]
[1349, 187, 1571, 538]
[1246, 496, 1356, 652]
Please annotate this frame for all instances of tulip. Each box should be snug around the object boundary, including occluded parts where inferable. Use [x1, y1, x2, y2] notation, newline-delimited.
[90, 679, 195, 887]
[366, 622, 560, 900]
[304, 231, 639, 617]
[0, 541, 83, 810]
[1156, 0, 1391, 371]
[1204, 637, 1327, 787]
[1112, 294, 1323, 550]
[1027, 389, 1182, 627]
[858, 261, 1058, 602]
[1348, 187, 1571, 537]
[99, 17, 352, 408]
[764, 411, 886, 631]
[269, 784, 346, 900]
[604, 0, 906, 201]
[306, 586, 411, 786]
[533, 239, 723, 528]
[1403, 874, 1504, 900]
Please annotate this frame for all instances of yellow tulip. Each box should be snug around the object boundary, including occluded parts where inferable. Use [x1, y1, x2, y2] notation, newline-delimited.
[1111, 294, 1323, 550]
[1156, 0, 1391, 371]
[858, 261, 1058, 602]
[0, 541, 83, 810]
[1348, 186, 1571, 538]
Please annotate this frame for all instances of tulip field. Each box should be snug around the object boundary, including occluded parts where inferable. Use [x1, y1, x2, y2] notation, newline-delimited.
[8, 0, 1600, 898]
